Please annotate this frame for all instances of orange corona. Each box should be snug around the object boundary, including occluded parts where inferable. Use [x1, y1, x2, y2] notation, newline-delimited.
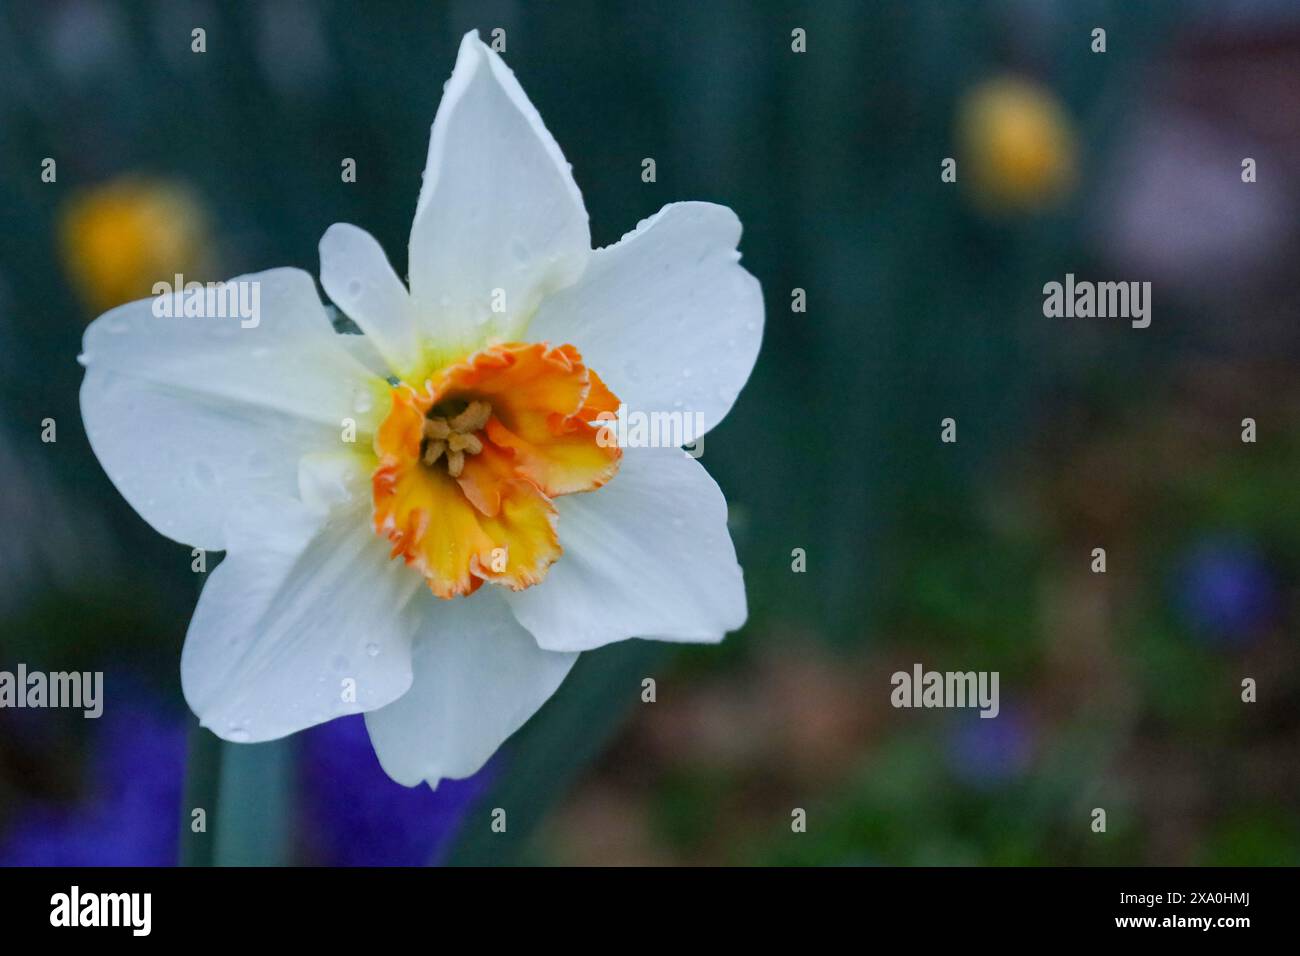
[372, 342, 621, 599]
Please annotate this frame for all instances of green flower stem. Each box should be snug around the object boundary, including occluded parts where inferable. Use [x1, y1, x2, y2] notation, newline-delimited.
[213, 737, 294, 866]
[178, 725, 294, 866]
[178, 718, 223, 866]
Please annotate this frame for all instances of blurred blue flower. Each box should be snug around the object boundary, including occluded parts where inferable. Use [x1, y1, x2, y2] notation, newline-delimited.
[0, 693, 185, 865]
[1172, 537, 1279, 646]
[946, 705, 1034, 789]
[298, 714, 493, 866]
[0, 688, 492, 866]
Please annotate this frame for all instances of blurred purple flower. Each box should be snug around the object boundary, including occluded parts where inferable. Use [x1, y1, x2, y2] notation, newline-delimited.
[298, 714, 493, 866]
[1, 690, 492, 866]
[946, 705, 1034, 788]
[0, 695, 185, 865]
[1173, 537, 1279, 646]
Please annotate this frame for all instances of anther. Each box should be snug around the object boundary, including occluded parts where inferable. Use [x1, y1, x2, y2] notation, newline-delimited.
[449, 400, 491, 434]
[447, 432, 483, 455]
[422, 400, 491, 476]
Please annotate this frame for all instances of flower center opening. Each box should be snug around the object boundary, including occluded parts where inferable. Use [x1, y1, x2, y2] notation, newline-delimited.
[371, 342, 623, 600]
[421, 399, 491, 477]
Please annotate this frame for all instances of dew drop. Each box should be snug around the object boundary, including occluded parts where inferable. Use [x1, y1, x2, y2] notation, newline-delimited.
[365, 642, 380, 658]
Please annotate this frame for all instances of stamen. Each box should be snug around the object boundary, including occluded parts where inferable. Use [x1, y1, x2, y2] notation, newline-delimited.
[449, 400, 491, 434]
[421, 400, 491, 477]
[447, 449, 465, 477]
[447, 432, 483, 455]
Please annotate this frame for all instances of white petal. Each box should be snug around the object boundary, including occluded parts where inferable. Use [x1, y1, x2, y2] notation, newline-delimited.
[505, 446, 747, 652]
[334, 328, 391, 379]
[364, 588, 577, 787]
[296, 448, 371, 514]
[181, 492, 422, 743]
[319, 223, 421, 377]
[79, 267, 384, 551]
[527, 202, 763, 435]
[407, 30, 590, 354]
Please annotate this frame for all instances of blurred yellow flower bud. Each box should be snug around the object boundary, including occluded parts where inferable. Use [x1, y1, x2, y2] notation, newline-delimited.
[58, 177, 210, 315]
[958, 76, 1077, 212]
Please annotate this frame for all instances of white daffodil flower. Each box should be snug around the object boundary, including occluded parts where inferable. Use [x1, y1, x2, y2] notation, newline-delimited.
[78, 31, 763, 788]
